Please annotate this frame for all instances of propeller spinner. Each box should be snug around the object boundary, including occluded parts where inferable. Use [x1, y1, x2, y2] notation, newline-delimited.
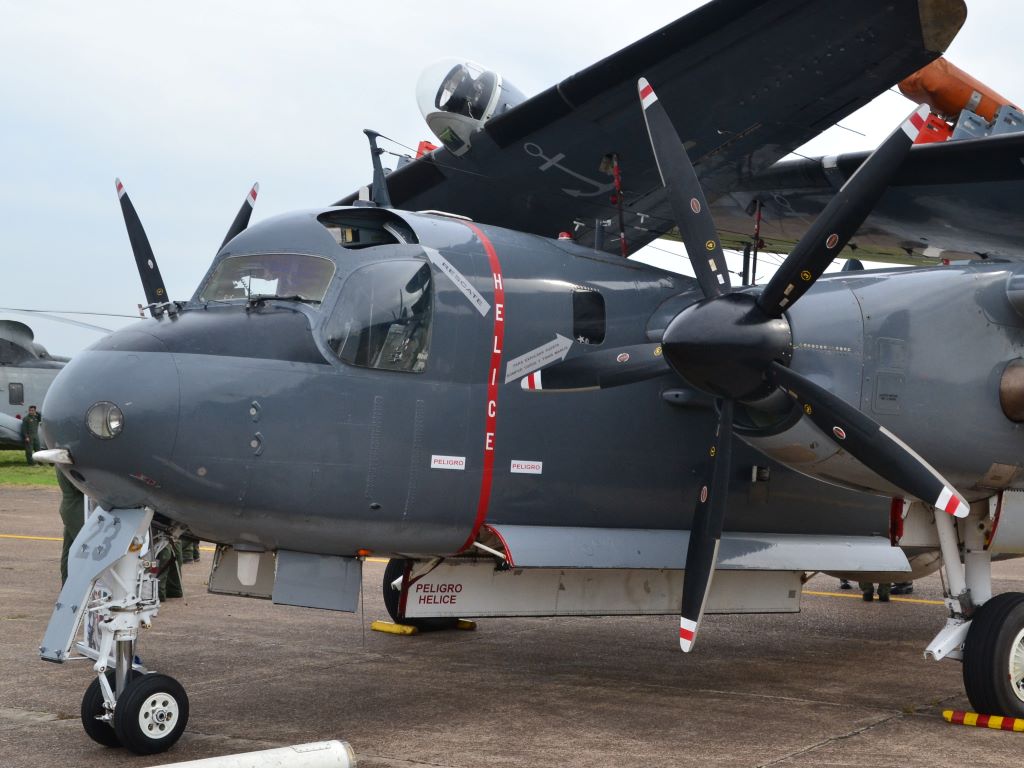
[525, 81, 967, 652]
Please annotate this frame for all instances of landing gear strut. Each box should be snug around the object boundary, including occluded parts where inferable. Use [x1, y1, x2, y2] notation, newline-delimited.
[39, 507, 189, 755]
[924, 500, 1024, 716]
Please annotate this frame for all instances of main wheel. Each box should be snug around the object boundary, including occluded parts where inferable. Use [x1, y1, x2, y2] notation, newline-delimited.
[963, 591, 1024, 717]
[382, 558, 458, 631]
[112, 673, 189, 755]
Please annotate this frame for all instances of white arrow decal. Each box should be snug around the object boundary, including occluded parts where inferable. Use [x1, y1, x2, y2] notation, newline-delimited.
[423, 247, 491, 317]
[504, 334, 574, 384]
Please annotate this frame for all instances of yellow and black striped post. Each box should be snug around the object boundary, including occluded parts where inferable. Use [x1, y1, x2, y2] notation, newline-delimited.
[944, 710, 1024, 732]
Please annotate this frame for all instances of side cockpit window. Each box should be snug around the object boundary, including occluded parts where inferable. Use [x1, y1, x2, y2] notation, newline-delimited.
[323, 261, 432, 373]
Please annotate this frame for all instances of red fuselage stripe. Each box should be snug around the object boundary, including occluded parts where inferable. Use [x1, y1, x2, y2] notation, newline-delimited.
[458, 221, 504, 552]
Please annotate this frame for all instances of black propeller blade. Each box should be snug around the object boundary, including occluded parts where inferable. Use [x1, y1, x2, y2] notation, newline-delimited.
[220, 183, 260, 250]
[679, 399, 733, 652]
[768, 362, 968, 517]
[115, 178, 169, 314]
[520, 343, 669, 392]
[638, 77, 731, 299]
[755, 105, 930, 318]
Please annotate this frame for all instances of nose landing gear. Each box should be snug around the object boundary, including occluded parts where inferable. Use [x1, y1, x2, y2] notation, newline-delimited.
[39, 507, 189, 755]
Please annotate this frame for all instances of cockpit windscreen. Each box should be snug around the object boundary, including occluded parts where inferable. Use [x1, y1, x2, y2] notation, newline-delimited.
[198, 254, 336, 303]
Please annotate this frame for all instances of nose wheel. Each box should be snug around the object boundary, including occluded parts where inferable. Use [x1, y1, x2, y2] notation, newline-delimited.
[112, 673, 189, 754]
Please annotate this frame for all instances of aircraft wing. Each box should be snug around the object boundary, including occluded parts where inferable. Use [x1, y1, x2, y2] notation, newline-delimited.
[338, 0, 964, 256]
[709, 131, 1024, 264]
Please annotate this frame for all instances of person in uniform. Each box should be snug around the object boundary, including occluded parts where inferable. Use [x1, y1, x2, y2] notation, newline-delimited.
[56, 469, 85, 585]
[21, 405, 41, 464]
[180, 535, 201, 563]
[158, 539, 184, 600]
[859, 581, 891, 602]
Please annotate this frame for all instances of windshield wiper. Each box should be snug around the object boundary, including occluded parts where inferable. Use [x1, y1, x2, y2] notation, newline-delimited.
[247, 294, 322, 306]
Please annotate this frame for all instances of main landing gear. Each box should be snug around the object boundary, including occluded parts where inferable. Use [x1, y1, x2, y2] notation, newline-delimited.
[382, 558, 460, 631]
[39, 507, 189, 755]
[925, 500, 1024, 717]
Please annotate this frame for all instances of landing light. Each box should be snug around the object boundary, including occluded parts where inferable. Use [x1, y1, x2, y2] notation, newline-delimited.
[86, 401, 124, 439]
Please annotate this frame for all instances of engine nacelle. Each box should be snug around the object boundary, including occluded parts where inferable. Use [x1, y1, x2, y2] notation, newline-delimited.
[416, 59, 525, 156]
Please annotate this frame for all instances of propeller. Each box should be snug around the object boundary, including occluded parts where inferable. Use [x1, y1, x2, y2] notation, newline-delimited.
[115, 179, 260, 317]
[679, 399, 733, 651]
[522, 80, 966, 652]
[116, 178, 169, 316]
[755, 104, 930, 318]
[220, 183, 260, 250]
[639, 78, 731, 298]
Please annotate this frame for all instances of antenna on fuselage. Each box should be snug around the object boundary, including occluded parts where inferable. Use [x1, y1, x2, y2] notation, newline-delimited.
[362, 129, 393, 208]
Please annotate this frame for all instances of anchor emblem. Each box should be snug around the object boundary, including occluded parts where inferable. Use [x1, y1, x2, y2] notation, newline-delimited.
[524, 142, 615, 198]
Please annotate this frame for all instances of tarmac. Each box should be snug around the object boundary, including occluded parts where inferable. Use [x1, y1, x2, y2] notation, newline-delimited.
[2, 485, 1023, 767]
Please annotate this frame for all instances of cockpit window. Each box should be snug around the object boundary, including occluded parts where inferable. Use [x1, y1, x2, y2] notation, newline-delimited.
[198, 254, 336, 303]
[323, 260, 432, 373]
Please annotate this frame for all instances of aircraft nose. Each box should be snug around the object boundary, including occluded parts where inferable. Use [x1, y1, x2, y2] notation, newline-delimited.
[41, 329, 180, 509]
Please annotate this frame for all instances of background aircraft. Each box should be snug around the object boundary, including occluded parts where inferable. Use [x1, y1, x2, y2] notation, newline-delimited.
[23, 0, 1024, 758]
[0, 321, 66, 449]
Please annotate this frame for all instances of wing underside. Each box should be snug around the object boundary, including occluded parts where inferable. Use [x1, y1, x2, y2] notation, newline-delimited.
[710, 131, 1024, 263]
[338, 0, 965, 257]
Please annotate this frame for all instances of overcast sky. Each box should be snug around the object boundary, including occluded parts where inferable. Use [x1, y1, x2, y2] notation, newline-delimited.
[1, 1, 1019, 356]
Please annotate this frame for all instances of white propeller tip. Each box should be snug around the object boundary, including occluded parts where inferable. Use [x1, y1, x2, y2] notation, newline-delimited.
[679, 617, 697, 652]
[521, 370, 542, 391]
[638, 77, 657, 109]
[900, 103, 932, 140]
[936, 486, 970, 518]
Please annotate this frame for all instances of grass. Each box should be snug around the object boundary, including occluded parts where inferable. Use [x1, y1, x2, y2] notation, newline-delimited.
[0, 450, 58, 486]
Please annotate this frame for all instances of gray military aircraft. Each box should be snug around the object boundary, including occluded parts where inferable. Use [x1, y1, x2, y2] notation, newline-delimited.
[0, 321, 67, 449]
[32, 0, 1024, 756]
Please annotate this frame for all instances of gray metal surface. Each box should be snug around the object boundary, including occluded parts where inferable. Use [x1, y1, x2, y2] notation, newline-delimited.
[272, 551, 362, 613]
[208, 546, 276, 599]
[487, 524, 909, 572]
[39, 506, 151, 662]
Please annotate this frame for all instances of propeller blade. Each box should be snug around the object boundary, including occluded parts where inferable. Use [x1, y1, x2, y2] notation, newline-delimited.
[680, 398, 733, 652]
[637, 78, 731, 298]
[756, 104, 931, 318]
[520, 343, 669, 392]
[220, 183, 260, 250]
[768, 362, 968, 517]
[115, 178, 169, 311]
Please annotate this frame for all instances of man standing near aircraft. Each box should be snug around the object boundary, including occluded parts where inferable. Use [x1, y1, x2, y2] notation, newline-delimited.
[21, 405, 41, 464]
[55, 469, 84, 585]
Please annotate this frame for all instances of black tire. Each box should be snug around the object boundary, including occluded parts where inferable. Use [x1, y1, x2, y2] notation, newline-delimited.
[81, 671, 129, 748]
[963, 591, 1024, 717]
[112, 673, 189, 755]
[382, 558, 458, 631]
